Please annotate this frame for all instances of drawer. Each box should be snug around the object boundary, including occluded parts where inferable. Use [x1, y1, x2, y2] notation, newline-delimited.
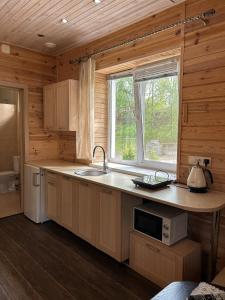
[46, 171, 57, 183]
[130, 232, 180, 287]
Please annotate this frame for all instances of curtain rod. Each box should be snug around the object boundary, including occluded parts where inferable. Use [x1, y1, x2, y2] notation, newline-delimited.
[69, 8, 216, 65]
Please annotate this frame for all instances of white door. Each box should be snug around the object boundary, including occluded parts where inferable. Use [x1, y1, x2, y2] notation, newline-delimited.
[24, 164, 41, 223]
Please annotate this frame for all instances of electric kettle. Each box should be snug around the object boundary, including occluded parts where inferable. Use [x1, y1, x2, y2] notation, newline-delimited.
[187, 161, 213, 193]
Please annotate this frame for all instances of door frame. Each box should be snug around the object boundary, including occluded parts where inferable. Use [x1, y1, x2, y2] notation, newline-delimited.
[0, 80, 29, 211]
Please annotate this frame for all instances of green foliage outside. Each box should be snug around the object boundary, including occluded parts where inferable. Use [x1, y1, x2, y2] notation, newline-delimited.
[113, 75, 179, 162]
[114, 77, 136, 160]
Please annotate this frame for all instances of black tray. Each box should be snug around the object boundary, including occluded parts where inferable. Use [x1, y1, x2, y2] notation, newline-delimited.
[132, 175, 172, 190]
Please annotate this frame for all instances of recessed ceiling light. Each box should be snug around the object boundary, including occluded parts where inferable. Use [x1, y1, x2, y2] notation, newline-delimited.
[93, 0, 101, 4]
[45, 42, 56, 48]
[61, 18, 68, 24]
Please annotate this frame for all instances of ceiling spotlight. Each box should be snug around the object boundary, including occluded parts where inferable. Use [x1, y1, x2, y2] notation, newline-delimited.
[93, 0, 101, 4]
[61, 18, 68, 24]
[45, 42, 56, 48]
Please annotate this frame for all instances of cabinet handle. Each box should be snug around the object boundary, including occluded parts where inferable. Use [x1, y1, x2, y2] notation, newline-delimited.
[48, 182, 55, 186]
[63, 176, 71, 180]
[48, 171, 56, 176]
[33, 173, 40, 187]
[145, 243, 160, 253]
[80, 182, 88, 187]
[102, 189, 112, 195]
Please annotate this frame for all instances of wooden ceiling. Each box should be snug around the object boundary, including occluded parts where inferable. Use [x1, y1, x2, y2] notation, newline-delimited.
[0, 0, 185, 55]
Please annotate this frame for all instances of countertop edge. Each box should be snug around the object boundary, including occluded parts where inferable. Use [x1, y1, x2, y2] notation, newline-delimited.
[26, 160, 225, 213]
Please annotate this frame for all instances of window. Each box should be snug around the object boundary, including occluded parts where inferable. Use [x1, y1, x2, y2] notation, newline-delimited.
[109, 59, 179, 172]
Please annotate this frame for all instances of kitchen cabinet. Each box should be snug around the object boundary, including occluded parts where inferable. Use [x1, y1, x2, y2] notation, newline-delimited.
[96, 187, 122, 261]
[55, 81, 69, 131]
[73, 181, 140, 260]
[43, 85, 56, 130]
[130, 231, 201, 288]
[43, 79, 78, 131]
[46, 172, 60, 222]
[46, 172, 141, 262]
[75, 180, 98, 246]
[60, 175, 73, 231]
[95, 188, 142, 261]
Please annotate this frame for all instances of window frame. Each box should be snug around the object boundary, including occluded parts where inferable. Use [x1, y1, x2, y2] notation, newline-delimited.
[108, 57, 181, 173]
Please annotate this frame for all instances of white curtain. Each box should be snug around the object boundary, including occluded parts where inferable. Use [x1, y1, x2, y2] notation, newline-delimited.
[76, 58, 95, 161]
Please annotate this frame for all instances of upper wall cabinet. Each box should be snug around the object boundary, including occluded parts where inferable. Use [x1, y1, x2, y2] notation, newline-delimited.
[43, 79, 78, 131]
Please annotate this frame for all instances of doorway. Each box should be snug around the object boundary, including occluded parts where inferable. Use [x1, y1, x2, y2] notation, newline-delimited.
[0, 85, 25, 218]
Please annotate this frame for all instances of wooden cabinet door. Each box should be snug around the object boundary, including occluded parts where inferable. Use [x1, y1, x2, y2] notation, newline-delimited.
[46, 173, 59, 222]
[97, 187, 122, 261]
[44, 79, 78, 132]
[56, 81, 69, 131]
[60, 176, 73, 230]
[130, 232, 177, 287]
[43, 85, 56, 130]
[76, 181, 97, 246]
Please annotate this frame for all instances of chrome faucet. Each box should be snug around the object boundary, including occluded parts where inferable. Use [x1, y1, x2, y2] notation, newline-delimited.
[93, 146, 108, 172]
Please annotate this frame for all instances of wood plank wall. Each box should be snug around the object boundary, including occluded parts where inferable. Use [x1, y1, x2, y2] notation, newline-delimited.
[57, 3, 185, 160]
[58, 131, 76, 162]
[57, 4, 185, 80]
[182, 0, 225, 272]
[181, 0, 225, 192]
[0, 45, 59, 161]
[56, 0, 225, 273]
[0, 45, 76, 163]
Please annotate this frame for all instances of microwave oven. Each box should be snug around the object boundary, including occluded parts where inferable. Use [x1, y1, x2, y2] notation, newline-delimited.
[133, 202, 188, 246]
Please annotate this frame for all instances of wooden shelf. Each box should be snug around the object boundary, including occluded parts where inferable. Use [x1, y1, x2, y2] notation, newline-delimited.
[129, 231, 201, 288]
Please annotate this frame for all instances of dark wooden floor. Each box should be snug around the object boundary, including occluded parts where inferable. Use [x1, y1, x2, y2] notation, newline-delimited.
[0, 214, 160, 300]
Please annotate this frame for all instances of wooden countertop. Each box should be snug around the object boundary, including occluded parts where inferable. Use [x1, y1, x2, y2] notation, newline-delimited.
[26, 160, 225, 213]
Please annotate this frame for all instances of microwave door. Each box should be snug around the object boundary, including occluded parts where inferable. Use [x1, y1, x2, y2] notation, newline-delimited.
[134, 209, 163, 241]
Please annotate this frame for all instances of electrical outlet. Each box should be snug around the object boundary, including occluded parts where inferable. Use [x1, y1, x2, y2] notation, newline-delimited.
[1, 44, 10, 54]
[188, 156, 211, 167]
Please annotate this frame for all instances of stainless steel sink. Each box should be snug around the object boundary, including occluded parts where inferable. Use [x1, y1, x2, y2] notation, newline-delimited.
[74, 169, 108, 176]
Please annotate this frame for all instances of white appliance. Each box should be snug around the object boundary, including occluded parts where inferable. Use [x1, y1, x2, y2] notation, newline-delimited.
[24, 164, 48, 223]
[133, 202, 188, 246]
[187, 161, 213, 193]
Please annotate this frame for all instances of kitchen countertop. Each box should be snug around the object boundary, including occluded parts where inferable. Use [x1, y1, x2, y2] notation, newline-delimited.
[26, 160, 225, 213]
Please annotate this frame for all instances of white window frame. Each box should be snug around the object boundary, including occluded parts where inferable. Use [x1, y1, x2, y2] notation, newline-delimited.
[108, 57, 181, 173]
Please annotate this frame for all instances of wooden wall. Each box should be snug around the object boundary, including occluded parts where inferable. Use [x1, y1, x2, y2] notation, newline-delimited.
[56, 0, 225, 273]
[180, 0, 225, 193]
[57, 4, 185, 80]
[181, 0, 225, 272]
[0, 0, 223, 277]
[57, 3, 185, 160]
[0, 45, 59, 161]
[0, 45, 77, 163]
[58, 131, 76, 162]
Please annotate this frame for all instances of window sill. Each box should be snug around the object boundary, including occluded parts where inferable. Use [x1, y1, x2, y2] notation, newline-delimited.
[90, 162, 176, 180]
